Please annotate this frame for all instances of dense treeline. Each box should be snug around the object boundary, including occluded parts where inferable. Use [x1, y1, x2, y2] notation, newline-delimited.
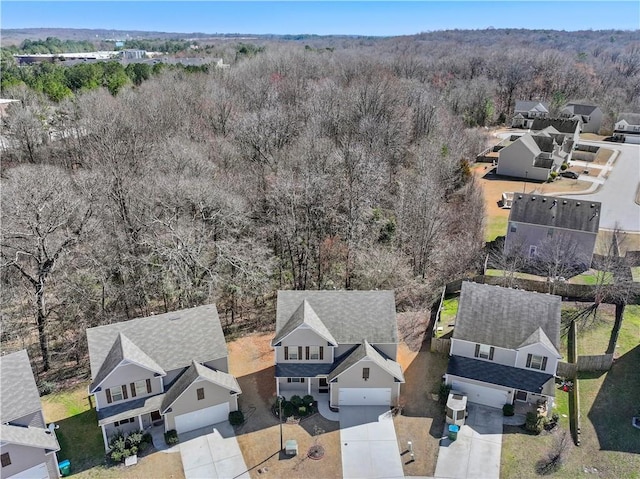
[1, 29, 639, 378]
[2, 37, 97, 54]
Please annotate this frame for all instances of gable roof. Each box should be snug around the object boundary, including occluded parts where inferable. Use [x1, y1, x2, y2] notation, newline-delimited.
[275, 291, 397, 345]
[616, 112, 640, 125]
[514, 101, 549, 113]
[562, 103, 600, 116]
[447, 356, 555, 396]
[0, 350, 42, 423]
[453, 282, 561, 351]
[509, 193, 601, 233]
[328, 341, 404, 382]
[87, 304, 228, 381]
[90, 333, 165, 392]
[531, 118, 581, 134]
[518, 327, 561, 357]
[161, 361, 240, 413]
[272, 299, 338, 347]
[0, 424, 59, 452]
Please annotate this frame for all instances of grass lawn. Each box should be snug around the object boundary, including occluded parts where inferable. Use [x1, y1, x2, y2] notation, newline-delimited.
[485, 269, 546, 282]
[485, 215, 507, 242]
[436, 297, 458, 337]
[568, 269, 613, 285]
[501, 305, 640, 478]
[42, 383, 106, 473]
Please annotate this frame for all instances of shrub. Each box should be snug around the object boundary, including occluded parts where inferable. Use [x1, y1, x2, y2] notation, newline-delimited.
[525, 412, 547, 434]
[109, 430, 146, 462]
[503, 404, 515, 416]
[298, 406, 307, 416]
[548, 171, 558, 181]
[282, 401, 295, 418]
[302, 395, 315, 407]
[439, 383, 452, 405]
[560, 163, 568, 171]
[127, 431, 143, 447]
[229, 410, 244, 426]
[290, 395, 303, 407]
[37, 381, 56, 396]
[164, 430, 179, 445]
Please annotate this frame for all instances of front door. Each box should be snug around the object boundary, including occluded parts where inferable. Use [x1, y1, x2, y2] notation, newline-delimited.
[151, 410, 162, 422]
[319, 378, 328, 394]
[515, 390, 528, 402]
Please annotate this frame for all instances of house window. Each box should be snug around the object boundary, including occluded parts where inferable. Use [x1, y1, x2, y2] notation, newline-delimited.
[529, 245, 538, 258]
[133, 380, 148, 397]
[1, 453, 11, 467]
[308, 346, 322, 360]
[197, 388, 205, 400]
[362, 367, 370, 381]
[287, 378, 305, 383]
[475, 344, 495, 360]
[107, 385, 127, 403]
[286, 346, 301, 360]
[526, 354, 548, 371]
[510, 223, 517, 233]
[547, 229, 553, 237]
[114, 418, 135, 427]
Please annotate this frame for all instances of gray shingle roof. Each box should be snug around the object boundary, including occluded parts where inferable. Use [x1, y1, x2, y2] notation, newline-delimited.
[454, 282, 561, 351]
[447, 355, 555, 396]
[531, 118, 581, 134]
[617, 112, 640, 125]
[0, 350, 42, 423]
[275, 363, 335, 378]
[272, 299, 338, 346]
[562, 103, 599, 116]
[514, 101, 549, 113]
[87, 304, 228, 381]
[161, 361, 240, 413]
[509, 193, 601, 233]
[90, 333, 165, 392]
[97, 393, 165, 426]
[0, 424, 59, 451]
[518, 327, 560, 356]
[328, 341, 404, 382]
[274, 291, 397, 345]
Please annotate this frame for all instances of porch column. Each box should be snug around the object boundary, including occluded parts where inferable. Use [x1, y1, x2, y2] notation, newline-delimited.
[276, 378, 280, 396]
[138, 415, 144, 431]
[101, 425, 109, 451]
[307, 378, 311, 395]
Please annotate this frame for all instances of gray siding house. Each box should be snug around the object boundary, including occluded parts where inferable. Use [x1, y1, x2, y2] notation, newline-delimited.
[272, 291, 404, 409]
[614, 112, 640, 144]
[511, 100, 549, 128]
[559, 103, 603, 134]
[505, 193, 601, 270]
[87, 304, 241, 450]
[445, 282, 562, 410]
[0, 350, 60, 479]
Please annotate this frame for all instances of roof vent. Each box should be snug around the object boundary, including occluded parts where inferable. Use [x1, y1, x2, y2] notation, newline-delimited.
[542, 198, 547, 202]
[169, 316, 181, 321]
[518, 195, 523, 199]
[591, 203, 595, 208]
[576, 202, 581, 206]
[563, 200, 567, 204]
[532, 196, 536, 200]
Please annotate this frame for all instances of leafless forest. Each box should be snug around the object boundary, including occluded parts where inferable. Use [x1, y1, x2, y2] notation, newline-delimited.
[1, 29, 639, 378]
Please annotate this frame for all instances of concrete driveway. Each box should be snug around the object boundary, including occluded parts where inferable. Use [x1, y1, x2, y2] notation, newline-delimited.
[434, 403, 503, 479]
[179, 421, 250, 479]
[563, 141, 640, 232]
[339, 406, 404, 479]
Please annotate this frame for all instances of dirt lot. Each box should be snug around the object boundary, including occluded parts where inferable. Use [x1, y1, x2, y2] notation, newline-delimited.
[229, 333, 342, 479]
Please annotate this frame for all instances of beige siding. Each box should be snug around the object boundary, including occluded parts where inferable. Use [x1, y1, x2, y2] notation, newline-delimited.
[276, 328, 334, 363]
[450, 339, 516, 367]
[0, 443, 49, 479]
[94, 363, 162, 410]
[9, 410, 46, 428]
[516, 343, 559, 374]
[497, 140, 549, 181]
[164, 380, 238, 431]
[203, 357, 228, 373]
[330, 359, 400, 406]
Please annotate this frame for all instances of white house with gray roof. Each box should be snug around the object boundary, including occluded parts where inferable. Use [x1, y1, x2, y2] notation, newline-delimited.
[614, 112, 640, 144]
[559, 103, 603, 134]
[0, 350, 60, 479]
[511, 100, 549, 128]
[272, 291, 404, 409]
[445, 282, 562, 410]
[86, 304, 241, 450]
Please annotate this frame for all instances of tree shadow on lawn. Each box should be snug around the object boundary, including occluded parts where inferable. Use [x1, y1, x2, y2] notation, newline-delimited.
[55, 409, 107, 474]
[587, 345, 640, 454]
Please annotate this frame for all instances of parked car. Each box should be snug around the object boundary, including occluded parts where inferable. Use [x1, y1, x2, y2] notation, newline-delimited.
[561, 171, 579, 179]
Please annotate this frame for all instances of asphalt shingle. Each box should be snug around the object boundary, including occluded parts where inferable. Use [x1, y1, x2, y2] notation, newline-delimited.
[0, 350, 42, 423]
[509, 193, 601, 233]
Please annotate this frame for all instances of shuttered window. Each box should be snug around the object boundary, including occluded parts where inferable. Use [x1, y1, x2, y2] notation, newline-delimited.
[526, 354, 547, 371]
[476, 344, 494, 360]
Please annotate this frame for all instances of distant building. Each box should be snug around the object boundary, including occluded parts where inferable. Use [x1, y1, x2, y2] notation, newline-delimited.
[613, 112, 640, 144]
[119, 49, 146, 60]
[511, 101, 549, 129]
[559, 103, 603, 134]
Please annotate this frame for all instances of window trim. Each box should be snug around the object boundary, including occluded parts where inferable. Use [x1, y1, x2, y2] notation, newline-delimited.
[309, 345, 321, 360]
[526, 353, 547, 371]
[109, 386, 125, 403]
[474, 343, 495, 360]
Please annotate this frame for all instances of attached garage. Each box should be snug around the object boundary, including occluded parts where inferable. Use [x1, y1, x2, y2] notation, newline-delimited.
[338, 388, 391, 406]
[6, 462, 49, 479]
[451, 380, 508, 409]
[174, 402, 229, 434]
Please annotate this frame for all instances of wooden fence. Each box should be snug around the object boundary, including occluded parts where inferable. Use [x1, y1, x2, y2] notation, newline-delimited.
[577, 354, 614, 371]
[430, 337, 451, 354]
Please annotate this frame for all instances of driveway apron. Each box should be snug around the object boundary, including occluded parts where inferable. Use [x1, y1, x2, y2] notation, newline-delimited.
[434, 403, 502, 479]
[339, 406, 404, 479]
[179, 421, 250, 479]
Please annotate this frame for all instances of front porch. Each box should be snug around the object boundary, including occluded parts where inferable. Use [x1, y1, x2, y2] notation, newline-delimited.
[276, 376, 330, 399]
[514, 398, 549, 417]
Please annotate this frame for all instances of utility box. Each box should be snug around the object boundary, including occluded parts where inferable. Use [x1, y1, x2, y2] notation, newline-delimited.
[285, 439, 298, 456]
[446, 391, 468, 426]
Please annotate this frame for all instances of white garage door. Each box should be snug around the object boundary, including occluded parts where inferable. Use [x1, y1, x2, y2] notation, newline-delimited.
[7, 462, 48, 479]
[339, 388, 391, 406]
[174, 402, 229, 434]
[451, 381, 508, 409]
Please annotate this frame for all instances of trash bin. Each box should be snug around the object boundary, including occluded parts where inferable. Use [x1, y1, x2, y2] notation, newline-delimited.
[448, 424, 459, 441]
[58, 459, 71, 477]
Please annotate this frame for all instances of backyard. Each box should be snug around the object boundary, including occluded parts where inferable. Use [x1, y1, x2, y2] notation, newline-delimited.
[501, 304, 640, 479]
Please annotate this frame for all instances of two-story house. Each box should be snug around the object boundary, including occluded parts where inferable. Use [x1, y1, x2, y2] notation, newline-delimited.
[497, 127, 571, 181]
[613, 112, 640, 144]
[504, 193, 601, 271]
[87, 304, 241, 450]
[445, 282, 562, 410]
[272, 291, 405, 409]
[511, 100, 549, 129]
[0, 350, 61, 479]
[559, 103, 603, 134]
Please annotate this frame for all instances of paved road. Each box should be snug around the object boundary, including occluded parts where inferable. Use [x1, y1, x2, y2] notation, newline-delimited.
[563, 141, 640, 232]
[434, 403, 503, 479]
[339, 406, 404, 479]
